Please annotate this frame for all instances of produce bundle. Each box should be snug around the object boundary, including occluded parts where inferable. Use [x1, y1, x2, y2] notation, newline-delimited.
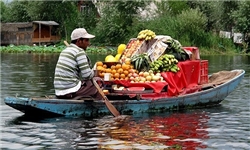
[137, 29, 156, 41]
[131, 53, 150, 72]
[150, 54, 180, 73]
[163, 38, 189, 61]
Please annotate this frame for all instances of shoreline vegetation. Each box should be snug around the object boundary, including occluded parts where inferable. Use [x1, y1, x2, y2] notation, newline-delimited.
[0, 41, 247, 56]
[0, 43, 117, 55]
[1, 1, 249, 55]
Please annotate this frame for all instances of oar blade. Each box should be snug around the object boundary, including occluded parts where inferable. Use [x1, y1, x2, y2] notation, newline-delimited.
[92, 79, 120, 117]
[103, 96, 120, 117]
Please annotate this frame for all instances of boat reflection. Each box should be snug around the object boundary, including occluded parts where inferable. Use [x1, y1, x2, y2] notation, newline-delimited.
[7, 111, 210, 149]
[103, 111, 209, 149]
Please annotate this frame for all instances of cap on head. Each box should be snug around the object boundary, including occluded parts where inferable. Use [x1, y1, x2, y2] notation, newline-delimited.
[70, 28, 95, 40]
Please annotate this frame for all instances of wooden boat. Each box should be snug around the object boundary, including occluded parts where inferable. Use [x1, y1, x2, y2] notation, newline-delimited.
[4, 69, 245, 117]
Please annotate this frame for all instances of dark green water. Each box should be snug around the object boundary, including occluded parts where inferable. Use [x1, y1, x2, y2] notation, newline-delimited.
[1, 53, 249, 149]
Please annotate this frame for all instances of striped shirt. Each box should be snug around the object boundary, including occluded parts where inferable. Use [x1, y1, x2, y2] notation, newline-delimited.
[54, 44, 94, 96]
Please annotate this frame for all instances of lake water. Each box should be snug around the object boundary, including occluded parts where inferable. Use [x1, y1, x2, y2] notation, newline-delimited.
[1, 53, 249, 150]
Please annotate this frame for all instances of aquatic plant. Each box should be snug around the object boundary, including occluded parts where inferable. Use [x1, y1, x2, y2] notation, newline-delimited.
[0, 44, 116, 55]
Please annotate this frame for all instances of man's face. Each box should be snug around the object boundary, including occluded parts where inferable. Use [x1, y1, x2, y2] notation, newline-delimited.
[77, 38, 90, 50]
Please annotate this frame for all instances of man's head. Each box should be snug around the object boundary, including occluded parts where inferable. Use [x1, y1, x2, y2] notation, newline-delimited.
[70, 28, 95, 50]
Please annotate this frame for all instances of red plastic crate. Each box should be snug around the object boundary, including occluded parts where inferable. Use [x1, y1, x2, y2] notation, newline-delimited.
[182, 47, 200, 60]
[199, 60, 208, 84]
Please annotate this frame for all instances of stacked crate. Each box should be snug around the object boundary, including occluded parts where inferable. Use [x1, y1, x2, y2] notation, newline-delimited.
[199, 60, 208, 84]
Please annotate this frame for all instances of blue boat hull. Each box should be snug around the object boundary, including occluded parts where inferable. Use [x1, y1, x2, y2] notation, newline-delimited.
[4, 69, 245, 117]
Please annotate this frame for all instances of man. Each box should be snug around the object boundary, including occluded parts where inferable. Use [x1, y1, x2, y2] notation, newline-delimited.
[54, 28, 102, 100]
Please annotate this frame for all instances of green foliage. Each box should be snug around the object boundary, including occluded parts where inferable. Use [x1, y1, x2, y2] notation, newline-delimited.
[187, 1, 222, 32]
[231, 1, 250, 53]
[0, 44, 114, 54]
[93, 1, 147, 46]
[24, 1, 80, 40]
[86, 46, 116, 55]
[176, 9, 208, 46]
[78, 2, 98, 32]
[0, 45, 64, 53]
[2, 0, 31, 22]
[232, 1, 250, 34]
[221, 1, 239, 31]
[136, 4, 237, 53]
[154, 0, 189, 17]
[167, 0, 189, 15]
[0, 0, 245, 54]
[0, 1, 8, 22]
[1, 0, 84, 41]
[154, 0, 169, 17]
[138, 8, 208, 47]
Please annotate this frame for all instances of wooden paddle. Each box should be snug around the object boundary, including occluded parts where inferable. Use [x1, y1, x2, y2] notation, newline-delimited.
[63, 40, 120, 117]
[92, 78, 120, 117]
[63, 40, 69, 47]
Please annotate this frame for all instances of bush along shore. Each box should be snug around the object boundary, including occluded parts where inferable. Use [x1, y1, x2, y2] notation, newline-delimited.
[0, 44, 116, 55]
[0, 44, 246, 56]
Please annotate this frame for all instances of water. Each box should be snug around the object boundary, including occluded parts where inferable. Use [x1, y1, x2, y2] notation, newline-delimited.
[1, 53, 249, 149]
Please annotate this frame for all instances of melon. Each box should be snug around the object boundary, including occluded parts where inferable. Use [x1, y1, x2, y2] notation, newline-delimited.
[117, 44, 126, 54]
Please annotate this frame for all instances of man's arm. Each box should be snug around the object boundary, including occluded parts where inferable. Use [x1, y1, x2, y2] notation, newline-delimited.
[76, 52, 94, 79]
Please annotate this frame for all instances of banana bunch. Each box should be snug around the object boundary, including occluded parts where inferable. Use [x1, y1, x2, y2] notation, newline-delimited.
[137, 29, 156, 41]
[131, 53, 151, 72]
[163, 38, 188, 61]
[150, 54, 180, 73]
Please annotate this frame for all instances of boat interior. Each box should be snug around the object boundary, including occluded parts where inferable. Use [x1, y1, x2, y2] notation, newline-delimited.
[33, 70, 243, 101]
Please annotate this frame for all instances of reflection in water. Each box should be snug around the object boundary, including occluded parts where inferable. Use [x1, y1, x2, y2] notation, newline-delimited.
[66, 111, 209, 149]
[6, 114, 60, 125]
[5, 112, 209, 149]
[1, 116, 67, 150]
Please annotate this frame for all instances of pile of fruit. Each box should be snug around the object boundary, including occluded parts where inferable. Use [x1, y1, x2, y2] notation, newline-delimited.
[96, 60, 136, 81]
[150, 54, 180, 73]
[128, 70, 165, 83]
[97, 29, 181, 83]
[96, 60, 165, 83]
[104, 44, 126, 62]
[137, 29, 156, 41]
[119, 39, 144, 63]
